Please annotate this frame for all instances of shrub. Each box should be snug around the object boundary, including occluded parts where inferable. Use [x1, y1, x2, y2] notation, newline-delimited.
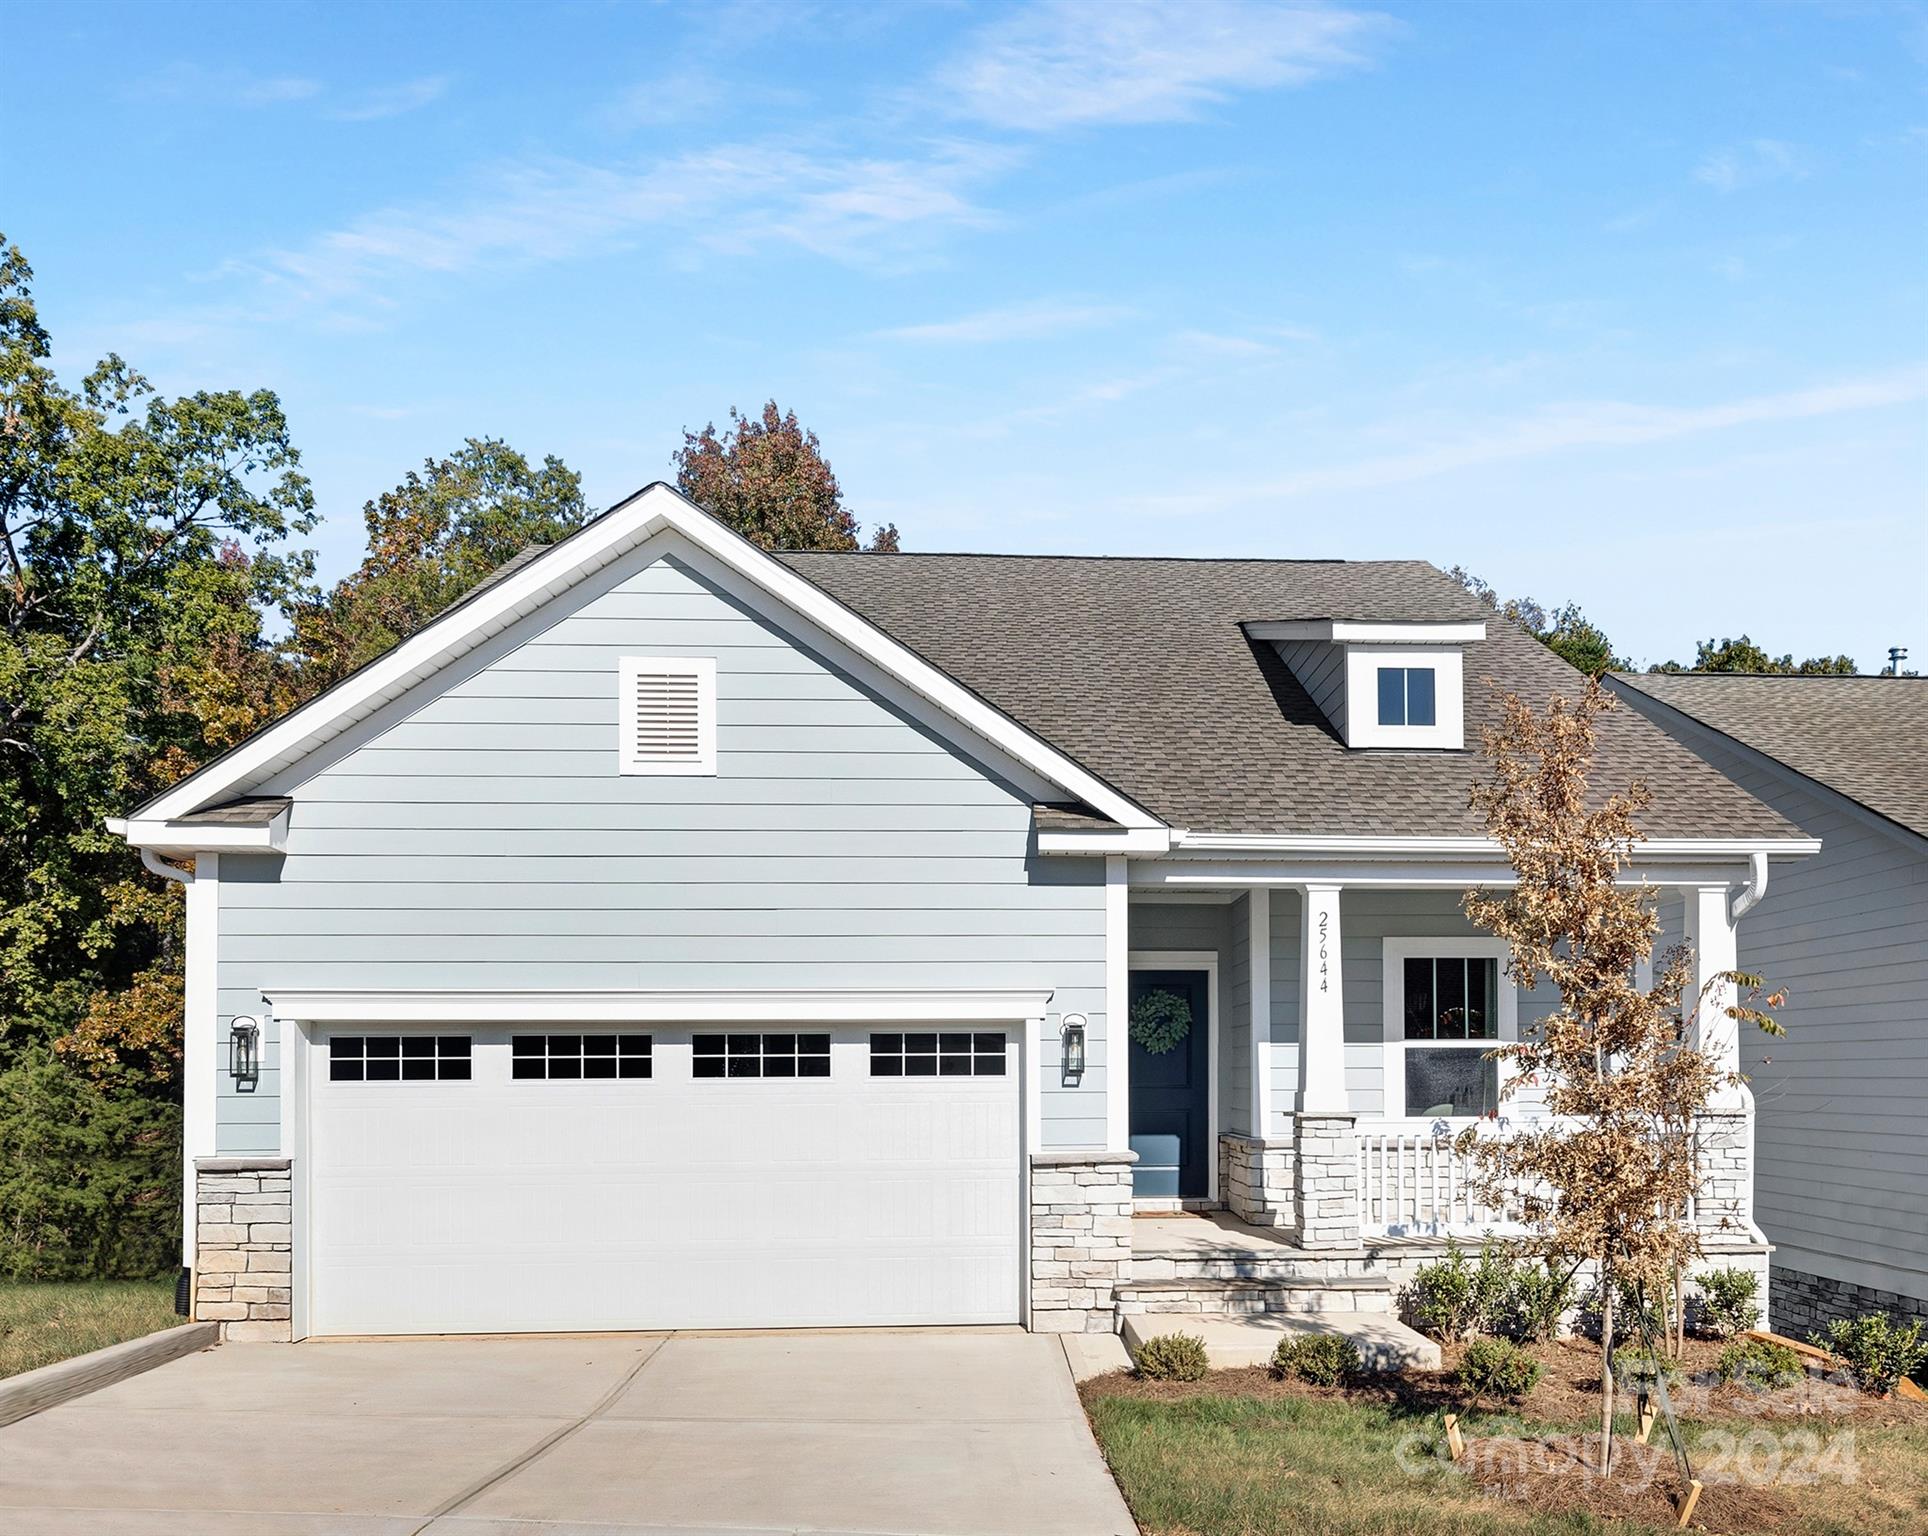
[1133, 1332, 1210, 1382]
[1577, 1274, 1673, 1344]
[1717, 1338, 1805, 1389]
[1458, 1337, 1543, 1400]
[1812, 1313, 1928, 1397]
[1270, 1332, 1361, 1387]
[1611, 1344, 1683, 1394]
[1408, 1238, 1519, 1341]
[1695, 1267, 1761, 1340]
[1500, 1263, 1576, 1343]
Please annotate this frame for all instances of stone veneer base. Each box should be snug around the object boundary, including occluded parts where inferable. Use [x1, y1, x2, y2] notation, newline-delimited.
[1218, 1134, 1293, 1228]
[194, 1155, 293, 1341]
[1771, 1266, 1928, 1339]
[1029, 1151, 1135, 1334]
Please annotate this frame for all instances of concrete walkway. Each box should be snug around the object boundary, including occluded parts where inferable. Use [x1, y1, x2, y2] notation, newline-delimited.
[0, 1329, 1136, 1535]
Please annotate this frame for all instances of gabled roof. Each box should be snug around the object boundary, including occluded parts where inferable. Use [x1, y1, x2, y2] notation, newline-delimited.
[125, 485, 1159, 835]
[1610, 672, 1928, 841]
[777, 552, 1804, 842]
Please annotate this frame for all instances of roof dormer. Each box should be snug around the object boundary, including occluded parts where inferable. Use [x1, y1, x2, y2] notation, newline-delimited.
[1247, 619, 1485, 750]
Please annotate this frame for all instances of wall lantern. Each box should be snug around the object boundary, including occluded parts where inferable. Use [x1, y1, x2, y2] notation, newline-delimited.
[229, 1016, 261, 1090]
[1060, 1013, 1087, 1084]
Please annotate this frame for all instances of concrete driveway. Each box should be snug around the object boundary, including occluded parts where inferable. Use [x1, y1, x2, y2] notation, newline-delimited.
[0, 1329, 1136, 1536]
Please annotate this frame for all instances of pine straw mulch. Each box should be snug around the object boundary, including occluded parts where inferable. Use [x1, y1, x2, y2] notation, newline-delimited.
[1461, 1430, 1798, 1530]
[1085, 1335, 1927, 1430]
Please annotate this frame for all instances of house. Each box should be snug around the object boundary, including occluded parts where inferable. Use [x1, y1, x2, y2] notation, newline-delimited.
[1609, 671, 1928, 1336]
[109, 483, 1817, 1347]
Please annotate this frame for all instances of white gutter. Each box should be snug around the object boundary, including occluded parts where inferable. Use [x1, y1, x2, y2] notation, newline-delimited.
[105, 812, 289, 858]
[1167, 832, 1822, 861]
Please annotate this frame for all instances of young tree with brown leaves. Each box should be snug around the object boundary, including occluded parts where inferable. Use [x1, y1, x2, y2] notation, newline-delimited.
[1458, 680, 1781, 1473]
[675, 401, 898, 552]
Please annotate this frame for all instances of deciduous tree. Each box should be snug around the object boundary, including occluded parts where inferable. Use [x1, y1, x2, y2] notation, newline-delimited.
[0, 234, 312, 1276]
[1649, 635, 1857, 675]
[675, 401, 898, 552]
[1458, 681, 1781, 1473]
[288, 438, 589, 696]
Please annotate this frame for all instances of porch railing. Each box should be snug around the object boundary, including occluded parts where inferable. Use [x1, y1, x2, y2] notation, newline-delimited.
[1356, 1125, 1537, 1237]
[1356, 1123, 1699, 1237]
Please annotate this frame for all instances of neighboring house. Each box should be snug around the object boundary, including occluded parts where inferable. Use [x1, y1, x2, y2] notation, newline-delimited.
[110, 484, 1816, 1346]
[1610, 672, 1928, 1335]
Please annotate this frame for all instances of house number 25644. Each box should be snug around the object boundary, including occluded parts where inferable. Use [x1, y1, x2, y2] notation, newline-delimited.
[1317, 911, 1330, 993]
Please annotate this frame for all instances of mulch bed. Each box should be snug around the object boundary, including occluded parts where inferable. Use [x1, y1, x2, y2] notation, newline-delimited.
[1084, 1335, 1926, 1429]
[1463, 1430, 1799, 1530]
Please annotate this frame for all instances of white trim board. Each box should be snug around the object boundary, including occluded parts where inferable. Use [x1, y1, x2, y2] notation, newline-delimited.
[129, 483, 1160, 835]
[261, 988, 1056, 1024]
[1128, 950, 1221, 1205]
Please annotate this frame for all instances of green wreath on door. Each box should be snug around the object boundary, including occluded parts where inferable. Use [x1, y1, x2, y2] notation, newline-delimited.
[1129, 988, 1193, 1055]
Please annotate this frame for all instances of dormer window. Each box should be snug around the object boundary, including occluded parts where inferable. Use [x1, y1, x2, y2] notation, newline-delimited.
[1377, 666, 1436, 728]
[1248, 619, 1482, 751]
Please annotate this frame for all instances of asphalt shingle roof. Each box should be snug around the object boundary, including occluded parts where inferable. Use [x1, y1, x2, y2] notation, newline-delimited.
[1611, 672, 1928, 841]
[777, 552, 1802, 841]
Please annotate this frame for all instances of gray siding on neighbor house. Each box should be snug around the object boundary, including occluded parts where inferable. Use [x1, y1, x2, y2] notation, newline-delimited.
[211, 539, 1109, 1154]
[1640, 730, 1928, 1309]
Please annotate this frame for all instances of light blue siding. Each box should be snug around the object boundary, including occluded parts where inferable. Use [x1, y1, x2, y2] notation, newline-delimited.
[213, 541, 1108, 1154]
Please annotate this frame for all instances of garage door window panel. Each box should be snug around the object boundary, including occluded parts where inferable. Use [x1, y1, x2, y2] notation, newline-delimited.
[869, 1032, 1006, 1077]
[513, 1033, 652, 1080]
[693, 1032, 830, 1079]
[330, 1034, 470, 1082]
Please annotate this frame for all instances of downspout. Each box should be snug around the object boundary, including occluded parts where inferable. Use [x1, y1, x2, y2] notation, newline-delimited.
[1728, 849, 1768, 924]
[141, 847, 195, 886]
[136, 844, 197, 1312]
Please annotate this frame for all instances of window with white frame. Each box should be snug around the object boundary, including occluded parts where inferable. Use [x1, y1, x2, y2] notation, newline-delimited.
[1376, 665, 1437, 727]
[619, 656, 716, 775]
[1382, 940, 1515, 1119]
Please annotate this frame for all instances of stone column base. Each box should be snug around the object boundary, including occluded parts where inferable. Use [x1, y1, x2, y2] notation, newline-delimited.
[1292, 1113, 1360, 1250]
[1029, 1151, 1135, 1334]
[1694, 1109, 1757, 1243]
[194, 1156, 293, 1341]
[1219, 1134, 1293, 1227]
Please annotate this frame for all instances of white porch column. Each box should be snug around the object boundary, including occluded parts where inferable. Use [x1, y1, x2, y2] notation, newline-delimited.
[1683, 883, 1745, 1109]
[1296, 882, 1347, 1113]
[1248, 887, 1272, 1137]
[1104, 854, 1131, 1154]
[1682, 882, 1757, 1241]
[1292, 882, 1358, 1250]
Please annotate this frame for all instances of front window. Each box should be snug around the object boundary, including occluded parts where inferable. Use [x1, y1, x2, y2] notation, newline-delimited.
[1401, 955, 1497, 1115]
[1377, 666, 1437, 727]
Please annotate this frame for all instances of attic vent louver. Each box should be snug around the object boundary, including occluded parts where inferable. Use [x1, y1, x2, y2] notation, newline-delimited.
[619, 657, 716, 776]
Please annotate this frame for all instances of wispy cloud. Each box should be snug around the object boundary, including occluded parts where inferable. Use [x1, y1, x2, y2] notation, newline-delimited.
[329, 75, 449, 122]
[936, 0, 1388, 131]
[130, 64, 321, 108]
[210, 139, 1010, 315]
[877, 299, 1130, 343]
[1149, 365, 1928, 505]
[1694, 138, 1809, 193]
[600, 71, 726, 129]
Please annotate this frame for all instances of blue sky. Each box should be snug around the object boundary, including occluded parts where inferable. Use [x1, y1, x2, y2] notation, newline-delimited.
[9, 0, 1925, 669]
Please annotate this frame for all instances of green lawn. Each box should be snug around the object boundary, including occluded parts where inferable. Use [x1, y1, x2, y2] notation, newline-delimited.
[1085, 1377, 1928, 1536]
[0, 1279, 180, 1379]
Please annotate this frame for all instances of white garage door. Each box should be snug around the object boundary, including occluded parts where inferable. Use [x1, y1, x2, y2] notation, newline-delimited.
[308, 1026, 1022, 1336]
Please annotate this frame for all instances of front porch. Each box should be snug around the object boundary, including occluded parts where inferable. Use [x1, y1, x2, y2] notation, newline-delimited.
[1122, 876, 1761, 1253]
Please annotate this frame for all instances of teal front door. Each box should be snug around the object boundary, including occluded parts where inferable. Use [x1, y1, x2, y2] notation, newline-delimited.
[1127, 969, 1210, 1200]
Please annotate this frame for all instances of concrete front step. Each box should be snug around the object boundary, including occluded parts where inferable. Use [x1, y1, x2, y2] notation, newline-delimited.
[1123, 1311, 1442, 1373]
[1114, 1276, 1395, 1317]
